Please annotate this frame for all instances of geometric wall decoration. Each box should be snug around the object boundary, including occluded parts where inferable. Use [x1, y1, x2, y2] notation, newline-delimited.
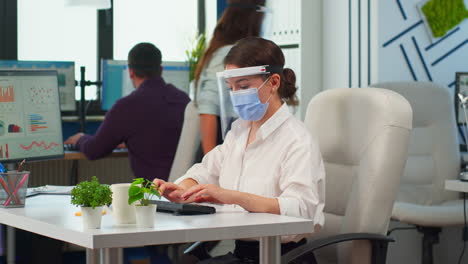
[379, 0, 468, 89]
[418, 0, 468, 39]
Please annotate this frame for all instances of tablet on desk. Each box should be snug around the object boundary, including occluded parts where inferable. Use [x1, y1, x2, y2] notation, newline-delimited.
[27, 185, 74, 197]
[150, 200, 216, 215]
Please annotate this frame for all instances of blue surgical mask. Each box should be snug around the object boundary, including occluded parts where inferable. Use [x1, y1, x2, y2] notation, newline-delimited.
[229, 78, 272, 121]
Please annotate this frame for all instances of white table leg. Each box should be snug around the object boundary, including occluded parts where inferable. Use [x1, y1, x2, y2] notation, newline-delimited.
[103, 248, 123, 264]
[260, 236, 280, 264]
[6, 226, 15, 264]
[86, 248, 100, 264]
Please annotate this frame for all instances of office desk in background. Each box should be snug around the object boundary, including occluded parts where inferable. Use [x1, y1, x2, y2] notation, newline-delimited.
[0, 195, 315, 264]
[445, 179, 468, 193]
[64, 148, 129, 160]
[25, 149, 133, 188]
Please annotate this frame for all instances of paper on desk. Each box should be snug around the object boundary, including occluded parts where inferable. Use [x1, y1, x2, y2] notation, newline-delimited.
[27, 185, 74, 196]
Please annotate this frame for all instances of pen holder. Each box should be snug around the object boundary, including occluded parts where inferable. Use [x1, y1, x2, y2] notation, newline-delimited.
[0, 171, 30, 208]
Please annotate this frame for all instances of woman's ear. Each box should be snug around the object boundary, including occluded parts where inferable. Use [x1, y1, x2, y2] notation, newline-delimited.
[270, 73, 281, 91]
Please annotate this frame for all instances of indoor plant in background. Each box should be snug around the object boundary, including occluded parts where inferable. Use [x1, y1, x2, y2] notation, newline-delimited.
[128, 178, 161, 228]
[71, 176, 112, 229]
[185, 32, 206, 101]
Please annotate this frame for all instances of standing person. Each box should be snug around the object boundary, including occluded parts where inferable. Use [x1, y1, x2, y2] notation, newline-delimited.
[195, 0, 266, 155]
[65, 43, 190, 181]
[155, 37, 324, 264]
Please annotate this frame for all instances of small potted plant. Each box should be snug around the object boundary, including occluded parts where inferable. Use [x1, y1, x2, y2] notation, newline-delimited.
[128, 178, 161, 228]
[71, 176, 112, 229]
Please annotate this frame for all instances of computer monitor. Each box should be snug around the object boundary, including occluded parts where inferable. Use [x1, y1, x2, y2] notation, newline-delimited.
[100, 59, 190, 110]
[455, 72, 468, 124]
[0, 60, 76, 112]
[0, 71, 64, 163]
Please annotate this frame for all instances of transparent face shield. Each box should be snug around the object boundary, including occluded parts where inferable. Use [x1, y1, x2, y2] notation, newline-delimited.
[258, 5, 273, 38]
[216, 65, 280, 138]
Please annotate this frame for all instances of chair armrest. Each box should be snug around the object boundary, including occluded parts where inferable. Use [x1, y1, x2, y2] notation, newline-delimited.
[281, 233, 394, 264]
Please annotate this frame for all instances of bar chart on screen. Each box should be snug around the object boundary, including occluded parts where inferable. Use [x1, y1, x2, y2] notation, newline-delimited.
[0, 85, 14, 102]
[0, 144, 9, 159]
[29, 114, 49, 133]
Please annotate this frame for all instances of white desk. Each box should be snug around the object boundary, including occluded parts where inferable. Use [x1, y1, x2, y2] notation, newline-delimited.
[445, 179, 468, 193]
[0, 195, 314, 264]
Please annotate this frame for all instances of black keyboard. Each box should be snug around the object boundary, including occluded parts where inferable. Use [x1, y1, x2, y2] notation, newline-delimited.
[63, 144, 79, 151]
[150, 200, 216, 215]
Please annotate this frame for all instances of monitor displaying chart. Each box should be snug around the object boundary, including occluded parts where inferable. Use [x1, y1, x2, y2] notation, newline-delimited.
[100, 59, 190, 110]
[0, 60, 76, 111]
[0, 71, 64, 162]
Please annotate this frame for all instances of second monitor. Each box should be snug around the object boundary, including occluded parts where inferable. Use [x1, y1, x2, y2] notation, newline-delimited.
[101, 60, 190, 111]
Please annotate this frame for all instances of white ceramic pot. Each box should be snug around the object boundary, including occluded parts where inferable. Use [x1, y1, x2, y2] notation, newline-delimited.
[134, 204, 157, 228]
[108, 183, 136, 225]
[81, 206, 103, 229]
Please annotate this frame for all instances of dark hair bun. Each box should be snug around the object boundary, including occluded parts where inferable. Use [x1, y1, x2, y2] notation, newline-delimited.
[279, 68, 299, 106]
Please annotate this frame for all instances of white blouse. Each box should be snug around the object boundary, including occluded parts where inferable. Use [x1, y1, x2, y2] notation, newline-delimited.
[176, 103, 325, 242]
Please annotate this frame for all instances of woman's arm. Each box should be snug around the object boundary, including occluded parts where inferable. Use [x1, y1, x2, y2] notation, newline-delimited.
[200, 114, 219, 154]
[178, 178, 198, 190]
[181, 184, 280, 214]
[226, 190, 280, 214]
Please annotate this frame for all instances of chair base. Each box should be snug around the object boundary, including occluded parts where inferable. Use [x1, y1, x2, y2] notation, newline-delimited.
[416, 226, 441, 264]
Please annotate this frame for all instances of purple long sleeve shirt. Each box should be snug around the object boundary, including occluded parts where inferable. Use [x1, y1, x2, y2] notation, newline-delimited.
[76, 76, 190, 181]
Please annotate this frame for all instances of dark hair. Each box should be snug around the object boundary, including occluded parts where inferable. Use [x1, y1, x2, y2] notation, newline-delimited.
[128, 42, 162, 78]
[224, 37, 299, 106]
[194, 0, 265, 88]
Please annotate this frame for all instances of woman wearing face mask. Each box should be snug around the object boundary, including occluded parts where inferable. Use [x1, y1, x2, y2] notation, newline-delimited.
[154, 37, 324, 263]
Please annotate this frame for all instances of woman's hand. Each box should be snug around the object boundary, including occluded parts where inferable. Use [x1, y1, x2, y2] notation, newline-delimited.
[153, 179, 194, 203]
[181, 184, 232, 204]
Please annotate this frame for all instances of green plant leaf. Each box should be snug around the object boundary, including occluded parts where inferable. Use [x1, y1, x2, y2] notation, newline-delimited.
[128, 192, 144, 205]
[126, 178, 163, 204]
[131, 178, 144, 186]
[128, 185, 142, 196]
[185, 32, 206, 81]
[149, 188, 161, 198]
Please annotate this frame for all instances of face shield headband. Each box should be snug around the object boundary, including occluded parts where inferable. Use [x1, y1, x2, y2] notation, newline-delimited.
[216, 65, 282, 79]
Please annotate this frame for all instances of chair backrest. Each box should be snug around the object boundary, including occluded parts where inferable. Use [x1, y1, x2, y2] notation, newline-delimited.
[168, 101, 200, 182]
[306, 87, 412, 234]
[371, 82, 460, 205]
[305, 88, 412, 264]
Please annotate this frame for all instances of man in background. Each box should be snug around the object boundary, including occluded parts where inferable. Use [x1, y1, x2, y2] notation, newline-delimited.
[65, 42, 190, 181]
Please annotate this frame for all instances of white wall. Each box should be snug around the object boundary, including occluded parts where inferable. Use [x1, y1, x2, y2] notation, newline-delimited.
[322, 0, 379, 90]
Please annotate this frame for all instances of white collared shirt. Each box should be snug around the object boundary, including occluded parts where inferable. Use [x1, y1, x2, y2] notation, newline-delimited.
[176, 103, 325, 242]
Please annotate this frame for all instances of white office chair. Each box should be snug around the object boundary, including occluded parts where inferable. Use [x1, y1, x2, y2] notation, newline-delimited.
[371, 82, 466, 264]
[168, 101, 201, 183]
[283, 87, 413, 264]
